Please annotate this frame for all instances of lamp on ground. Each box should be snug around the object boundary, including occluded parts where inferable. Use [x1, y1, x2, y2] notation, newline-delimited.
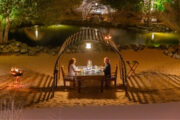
[34, 25, 39, 39]
[152, 33, 155, 40]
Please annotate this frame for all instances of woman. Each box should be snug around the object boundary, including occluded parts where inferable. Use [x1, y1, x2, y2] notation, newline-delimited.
[68, 58, 79, 77]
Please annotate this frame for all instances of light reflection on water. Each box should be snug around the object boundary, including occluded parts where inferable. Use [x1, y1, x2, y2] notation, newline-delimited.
[10, 25, 179, 47]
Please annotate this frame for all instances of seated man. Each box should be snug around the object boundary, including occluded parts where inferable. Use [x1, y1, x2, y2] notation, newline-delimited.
[103, 57, 111, 87]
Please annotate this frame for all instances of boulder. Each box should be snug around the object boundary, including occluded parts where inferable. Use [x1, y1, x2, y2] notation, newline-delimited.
[173, 53, 180, 59]
[168, 52, 173, 57]
[65, 48, 71, 53]
[28, 50, 37, 56]
[43, 48, 49, 53]
[163, 50, 169, 56]
[20, 48, 28, 54]
[168, 47, 174, 53]
[16, 42, 21, 47]
[1, 48, 11, 53]
[0, 45, 5, 49]
[13, 48, 20, 53]
[21, 43, 28, 48]
[50, 51, 56, 56]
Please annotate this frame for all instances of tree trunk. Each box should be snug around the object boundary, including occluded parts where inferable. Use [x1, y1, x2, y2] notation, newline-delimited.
[107, 6, 112, 22]
[147, 0, 151, 27]
[0, 27, 3, 44]
[0, 21, 3, 44]
[3, 18, 10, 44]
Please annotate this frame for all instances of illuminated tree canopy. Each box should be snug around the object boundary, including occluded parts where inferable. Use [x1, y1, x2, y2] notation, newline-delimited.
[159, 0, 180, 32]
[100, 0, 144, 12]
[153, 0, 171, 11]
[0, 0, 37, 44]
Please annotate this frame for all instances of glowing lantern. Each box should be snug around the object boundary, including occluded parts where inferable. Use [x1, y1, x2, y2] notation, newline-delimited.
[86, 43, 91, 49]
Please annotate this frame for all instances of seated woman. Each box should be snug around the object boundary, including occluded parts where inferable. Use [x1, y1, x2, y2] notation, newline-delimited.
[68, 58, 79, 78]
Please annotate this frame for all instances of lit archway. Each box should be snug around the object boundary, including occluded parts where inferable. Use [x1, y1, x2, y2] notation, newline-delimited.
[52, 28, 127, 94]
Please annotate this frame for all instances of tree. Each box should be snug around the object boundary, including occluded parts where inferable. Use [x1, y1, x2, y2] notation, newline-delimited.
[153, 0, 171, 11]
[100, 0, 144, 12]
[36, 0, 82, 25]
[0, 0, 37, 44]
[158, 0, 180, 32]
[143, 0, 171, 26]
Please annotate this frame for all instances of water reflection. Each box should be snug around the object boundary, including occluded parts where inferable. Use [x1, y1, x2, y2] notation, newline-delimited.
[145, 32, 179, 47]
[24, 26, 44, 41]
[10, 25, 180, 48]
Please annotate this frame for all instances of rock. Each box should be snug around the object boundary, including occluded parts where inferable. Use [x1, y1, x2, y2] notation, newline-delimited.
[50, 51, 56, 56]
[0, 45, 5, 49]
[168, 52, 173, 57]
[39, 46, 44, 51]
[168, 47, 174, 53]
[21, 43, 28, 48]
[1, 48, 10, 53]
[66, 48, 71, 53]
[20, 48, 28, 54]
[71, 49, 76, 53]
[173, 53, 180, 59]
[28, 50, 37, 56]
[43, 48, 49, 53]
[16, 42, 21, 47]
[13, 48, 20, 53]
[163, 50, 169, 56]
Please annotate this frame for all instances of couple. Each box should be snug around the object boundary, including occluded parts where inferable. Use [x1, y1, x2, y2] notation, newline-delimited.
[68, 57, 111, 77]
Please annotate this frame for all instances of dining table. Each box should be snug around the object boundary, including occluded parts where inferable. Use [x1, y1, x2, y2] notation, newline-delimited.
[76, 66, 105, 93]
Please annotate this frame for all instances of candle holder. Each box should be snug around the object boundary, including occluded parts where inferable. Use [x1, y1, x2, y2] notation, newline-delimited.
[10, 67, 24, 88]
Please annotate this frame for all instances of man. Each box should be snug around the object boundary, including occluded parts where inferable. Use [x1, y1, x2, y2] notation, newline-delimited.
[103, 57, 111, 87]
[103, 57, 111, 77]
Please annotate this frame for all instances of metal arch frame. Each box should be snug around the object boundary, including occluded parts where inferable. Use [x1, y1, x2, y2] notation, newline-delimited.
[52, 28, 127, 95]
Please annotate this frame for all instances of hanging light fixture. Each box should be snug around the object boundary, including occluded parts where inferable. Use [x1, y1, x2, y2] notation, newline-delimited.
[86, 43, 91, 49]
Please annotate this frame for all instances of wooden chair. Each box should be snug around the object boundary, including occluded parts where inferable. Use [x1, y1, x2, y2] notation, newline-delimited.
[61, 66, 76, 87]
[105, 65, 118, 87]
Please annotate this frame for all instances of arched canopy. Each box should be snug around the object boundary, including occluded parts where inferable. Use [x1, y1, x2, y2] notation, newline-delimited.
[53, 28, 127, 90]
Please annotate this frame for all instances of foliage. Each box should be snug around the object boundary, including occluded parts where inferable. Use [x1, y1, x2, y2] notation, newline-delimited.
[0, 0, 37, 27]
[99, 0, 144, 12]
[0, 0, 38, 44]
[158, 0, 180, 32]
[153, 0, 171, 11]
[36, 0, 82, 24]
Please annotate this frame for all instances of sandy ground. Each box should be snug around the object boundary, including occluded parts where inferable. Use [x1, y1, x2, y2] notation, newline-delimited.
[0, 48, 180, 108]
[21, 102, 180, 120]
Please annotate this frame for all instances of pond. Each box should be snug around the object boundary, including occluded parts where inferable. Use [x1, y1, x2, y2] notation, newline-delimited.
[9, 24, 180, 48]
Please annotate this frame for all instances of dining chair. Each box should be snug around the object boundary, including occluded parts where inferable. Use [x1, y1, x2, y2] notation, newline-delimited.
[105, 65, 118, 87]
[61, 66, 76, 87]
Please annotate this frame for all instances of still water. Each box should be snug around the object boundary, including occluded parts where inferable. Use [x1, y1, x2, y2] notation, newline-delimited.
[9, 24, 180, 48]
